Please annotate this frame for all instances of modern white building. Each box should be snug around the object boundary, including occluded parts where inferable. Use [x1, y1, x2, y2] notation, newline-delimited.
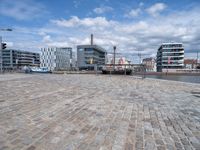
[156, 43, 184, 72]
[41, 47, 73, 71]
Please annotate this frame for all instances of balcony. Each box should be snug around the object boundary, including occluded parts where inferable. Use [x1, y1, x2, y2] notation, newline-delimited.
[162, 50, 184, 53]
[162, 55, 184, 58]
[162, 64, 184, 67]
[162, 46, 184, 49]
[162, 59, 184, 63]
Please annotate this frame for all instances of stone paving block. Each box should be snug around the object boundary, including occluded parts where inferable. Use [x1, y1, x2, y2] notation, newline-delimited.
[144, 140, 156, 150]
[0, 74, 200, 150]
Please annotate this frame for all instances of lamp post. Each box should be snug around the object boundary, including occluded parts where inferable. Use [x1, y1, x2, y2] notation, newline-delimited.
[0, 28, 12, 73]
[113, 46, 116, 71]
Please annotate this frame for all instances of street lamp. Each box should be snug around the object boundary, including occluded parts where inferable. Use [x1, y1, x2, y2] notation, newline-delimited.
[0, 28, 13, 73]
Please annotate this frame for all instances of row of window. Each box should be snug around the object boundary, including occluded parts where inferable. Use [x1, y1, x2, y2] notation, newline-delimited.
[162, 57, 184, 60]
[162, 44, 182, 48]
[162, 62, 183, 65]
[162, 49, 184, 52]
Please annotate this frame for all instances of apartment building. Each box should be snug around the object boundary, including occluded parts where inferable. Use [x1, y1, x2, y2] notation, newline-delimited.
[156, 43, 184, 72]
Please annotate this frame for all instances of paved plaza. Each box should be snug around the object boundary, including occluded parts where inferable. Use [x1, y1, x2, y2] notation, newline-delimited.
[0, 74, 200, 150]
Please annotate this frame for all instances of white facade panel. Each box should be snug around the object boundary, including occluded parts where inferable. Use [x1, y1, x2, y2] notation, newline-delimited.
[41, 47, 73, 71]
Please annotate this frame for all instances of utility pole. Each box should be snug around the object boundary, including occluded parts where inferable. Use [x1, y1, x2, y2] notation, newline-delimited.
[113, 46, 116, 70]
[137, 52, 142, 74]
[138, 52, 142, 64]
[0, 36, 2, 73]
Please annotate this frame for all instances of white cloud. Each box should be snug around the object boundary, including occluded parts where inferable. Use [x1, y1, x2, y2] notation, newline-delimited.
[0, 0, 47, 20]
[51, 16, 115, 28]
[146, 3, 167, 17]
[93, 6, 113, 14]
[42, 35, 52, 43]
[50, 8, 200, 56]
[73, 0, 81, 8]
[116, 21, 148, 33]
[124, 2, 144, 18]
[47, 42, 71, 47]
[5, 7, 200, 61]
[5, 42, 14, 48]
[125, 8, 142, 18]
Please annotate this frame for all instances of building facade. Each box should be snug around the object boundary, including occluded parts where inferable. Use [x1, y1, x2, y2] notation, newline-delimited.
[2, 49, 40, 70]
[184, 59, 197, 69]
[156, 43, 184, 72]
[77, 45, 107, 70]
[142, 57, 156, 72]
[41, 47, 73, 71]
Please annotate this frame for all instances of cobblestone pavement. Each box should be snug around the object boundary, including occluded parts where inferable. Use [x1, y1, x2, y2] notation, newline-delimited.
[0, 74, 200, 150]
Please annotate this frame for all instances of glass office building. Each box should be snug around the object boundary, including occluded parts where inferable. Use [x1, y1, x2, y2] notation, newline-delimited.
[2, 49, 40, 70]
[77, 45, 107, 70]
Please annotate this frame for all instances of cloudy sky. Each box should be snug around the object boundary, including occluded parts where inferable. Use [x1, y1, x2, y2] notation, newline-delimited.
[0, 0, 200, 61]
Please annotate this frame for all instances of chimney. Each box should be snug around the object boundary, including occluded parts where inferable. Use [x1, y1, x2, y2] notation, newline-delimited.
[91, 34, 93, 45]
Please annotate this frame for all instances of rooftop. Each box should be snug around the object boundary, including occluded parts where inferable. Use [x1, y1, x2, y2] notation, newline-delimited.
[184, 59, 197, 64]
[77, 45, 107, 53]
[2, 49, 39, 54]
[161, 42, 183, 45]
[142, 57, 155, 62]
